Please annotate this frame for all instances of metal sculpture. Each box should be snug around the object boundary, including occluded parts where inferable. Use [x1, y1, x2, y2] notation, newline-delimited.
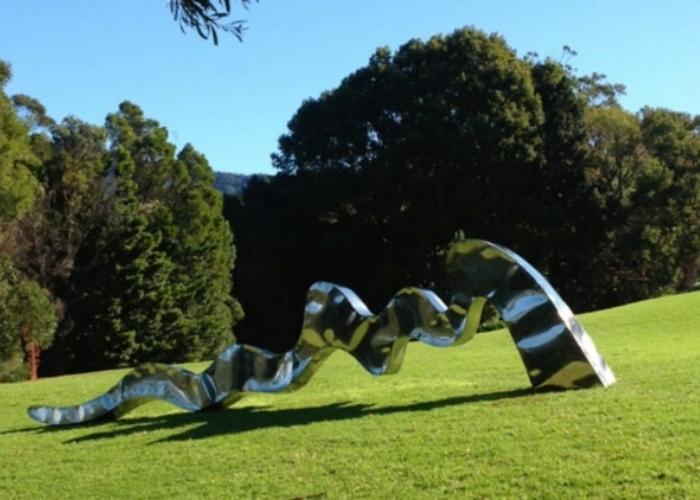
[28, 239, 615, 426]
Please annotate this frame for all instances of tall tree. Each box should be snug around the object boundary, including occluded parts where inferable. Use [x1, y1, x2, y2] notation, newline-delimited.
[4, 118, 110, 374]
[68, 147, 179, 369]
[580, 102, 700, 304]
[0, 61, 39, 226]
[525, 60, 605, 309]
[76, 101, 240, 368]
[232, 28, 603, 349]
[169, 144, 242, 359]
[636, 108, 700, 292]
[0, 61, 58, 380]
[272, 28, 546, 266]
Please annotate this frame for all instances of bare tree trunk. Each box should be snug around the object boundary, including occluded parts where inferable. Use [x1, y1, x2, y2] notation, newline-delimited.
[20, 325, 40, 381]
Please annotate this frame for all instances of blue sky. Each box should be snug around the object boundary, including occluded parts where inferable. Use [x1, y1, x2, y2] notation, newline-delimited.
[2, 1, 699, 175]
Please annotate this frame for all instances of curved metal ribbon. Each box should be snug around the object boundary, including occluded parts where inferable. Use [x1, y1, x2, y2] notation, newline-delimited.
[28, 239, 615, 426]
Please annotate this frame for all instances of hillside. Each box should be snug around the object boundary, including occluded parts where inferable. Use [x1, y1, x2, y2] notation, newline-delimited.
[213, 172, 254, 197]
[0, 291, 698, 498]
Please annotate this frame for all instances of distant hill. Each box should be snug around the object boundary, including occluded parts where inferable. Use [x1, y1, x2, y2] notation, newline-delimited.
[213, 172, 259, 197]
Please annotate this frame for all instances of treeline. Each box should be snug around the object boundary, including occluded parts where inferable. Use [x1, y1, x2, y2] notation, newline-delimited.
[2, 27, 699, 380]
[226, 28, 700, 352]
[0, 62, 241, 381]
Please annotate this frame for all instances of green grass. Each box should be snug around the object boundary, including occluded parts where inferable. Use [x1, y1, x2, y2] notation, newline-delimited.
[1, 292, 699, 498]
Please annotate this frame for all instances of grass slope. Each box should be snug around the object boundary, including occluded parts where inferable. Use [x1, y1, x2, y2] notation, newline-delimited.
[1, 292, 699, 498]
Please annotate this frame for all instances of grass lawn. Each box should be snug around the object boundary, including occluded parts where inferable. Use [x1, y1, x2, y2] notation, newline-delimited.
[1, 291, 699, 498]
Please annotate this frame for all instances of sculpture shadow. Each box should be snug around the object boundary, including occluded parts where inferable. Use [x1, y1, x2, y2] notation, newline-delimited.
[46, 386, 536, 444]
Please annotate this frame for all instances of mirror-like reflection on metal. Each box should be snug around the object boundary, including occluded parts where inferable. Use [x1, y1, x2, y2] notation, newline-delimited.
[28, 239, 615, 426]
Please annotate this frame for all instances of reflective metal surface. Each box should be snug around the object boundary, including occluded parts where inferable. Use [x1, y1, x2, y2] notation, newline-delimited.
[28, 239, 615, 426]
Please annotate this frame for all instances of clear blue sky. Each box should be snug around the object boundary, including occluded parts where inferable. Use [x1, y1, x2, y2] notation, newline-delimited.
[2, 1, 699, 175]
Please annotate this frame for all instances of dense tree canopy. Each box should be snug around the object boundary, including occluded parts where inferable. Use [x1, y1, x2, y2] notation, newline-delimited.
[231, 29, 597, 348]
[227, 27, 700, 350]
[56, 102, 242, 372]
[2, 23, 699, 378]
[0, 62, 58, 380]
[1, 60, 242, 378]
[0, 257, 56, 381]
[0, 62, 39, 226]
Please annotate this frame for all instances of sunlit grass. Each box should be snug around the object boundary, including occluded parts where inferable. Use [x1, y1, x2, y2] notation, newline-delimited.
[1, 292, 699, 498]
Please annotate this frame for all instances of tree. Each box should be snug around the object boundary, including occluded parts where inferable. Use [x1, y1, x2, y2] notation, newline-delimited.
[2, 57, 242, 374]
[584, 107, 648, 210]
[635, 108, 700, 292]
[65, 101, 240, 370]
[525, 60, 607, 309]
[68, 147, 180, 369]
[169, 0, 258, 44]
[580, 103, 700, 304]
[0, 257, 56, 381]
[2, 98, 241, 374]
[3, 117, 110, 374]
[272, 28, 545, 257]
[580, 105, 658, 303]
[169, 144, 243, 359]
[0, 61, 39, 226]
[577, 72, 627, 108]
[230, 28, 603, 349]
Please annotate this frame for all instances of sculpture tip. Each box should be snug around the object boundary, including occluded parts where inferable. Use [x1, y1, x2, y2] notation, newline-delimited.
[27, 406, 48, 424]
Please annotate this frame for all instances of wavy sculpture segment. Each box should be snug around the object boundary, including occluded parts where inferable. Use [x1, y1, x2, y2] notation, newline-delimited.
[28, 239, 615, 426]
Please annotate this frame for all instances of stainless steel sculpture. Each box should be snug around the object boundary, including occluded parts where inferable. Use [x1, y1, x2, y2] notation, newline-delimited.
[28, 239, 615, 426]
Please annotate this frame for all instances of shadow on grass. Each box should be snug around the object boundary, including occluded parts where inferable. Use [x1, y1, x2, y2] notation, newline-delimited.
[46, 386, 535, 444]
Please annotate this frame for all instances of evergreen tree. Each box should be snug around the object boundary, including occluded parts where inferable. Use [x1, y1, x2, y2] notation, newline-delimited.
[168, 144, 241, 360]
[71, 147, 179, 368]
[82, 101, 240, 366]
